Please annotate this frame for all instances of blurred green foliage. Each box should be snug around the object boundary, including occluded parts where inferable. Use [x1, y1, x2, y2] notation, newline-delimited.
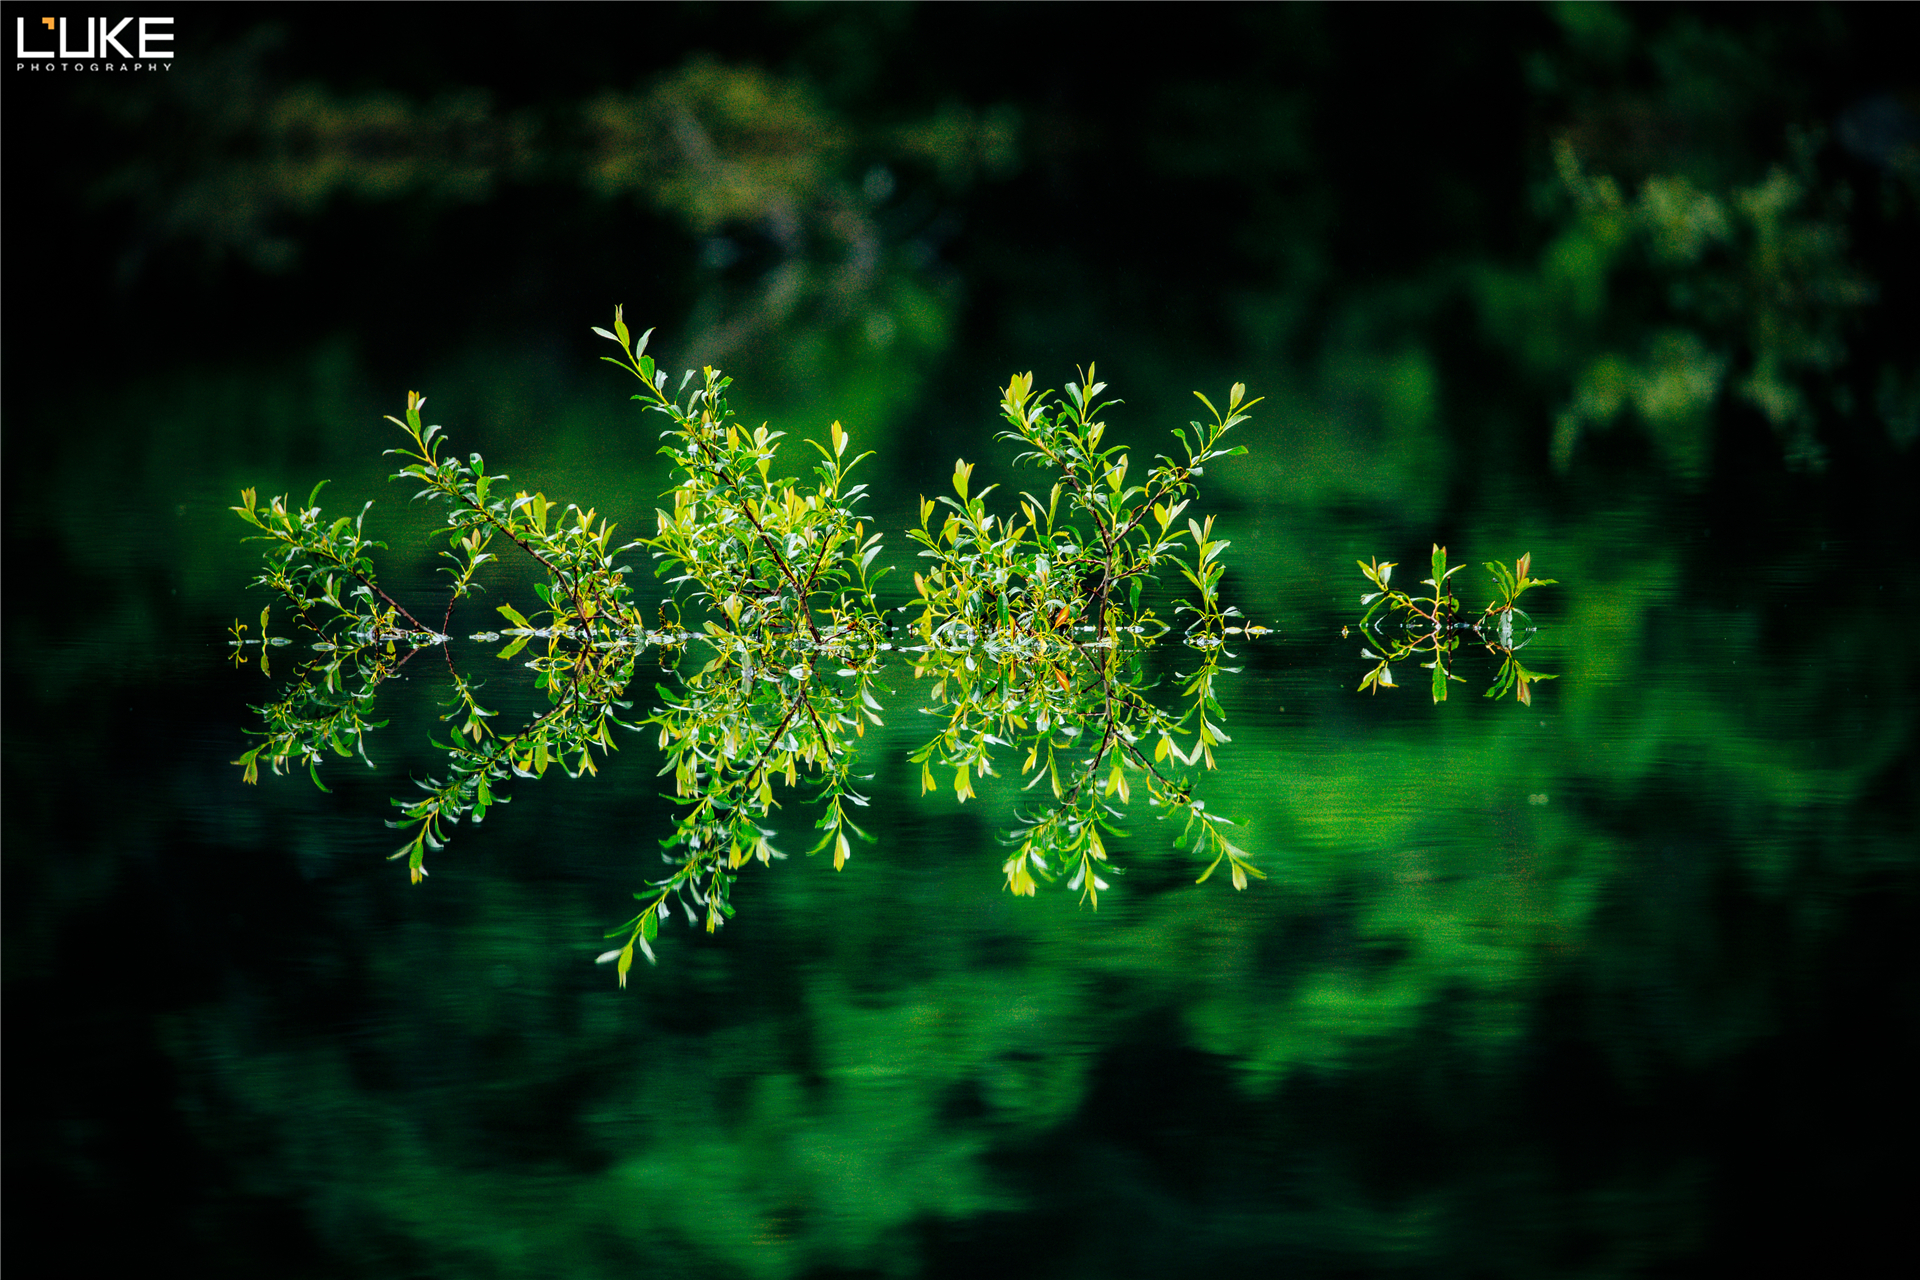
[1479, 136, 1876, 473]
[7, 4, 1916, 1277]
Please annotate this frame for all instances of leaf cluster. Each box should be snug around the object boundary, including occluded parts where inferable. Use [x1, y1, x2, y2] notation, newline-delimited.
[904, 370, 1259, 651]
[1355, 548, 1558, 704]
[596, 307, 890, 655]
[386, 388, 643, 648]
[232, 484, 437, 644]
[907, 639, 1257, 907]
[599, 653, 883, 980]
[238, 386, 659, 886]
[233, 311, 1269, 980]
[230, 605, 393, 792]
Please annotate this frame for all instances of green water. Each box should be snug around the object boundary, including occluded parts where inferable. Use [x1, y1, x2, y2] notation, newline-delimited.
[5, 7, 1916, 1276]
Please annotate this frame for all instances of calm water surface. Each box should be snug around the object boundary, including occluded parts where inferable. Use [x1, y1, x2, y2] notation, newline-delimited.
[11, 9, 1919, 1271]
[12, 483, 1908, 1278]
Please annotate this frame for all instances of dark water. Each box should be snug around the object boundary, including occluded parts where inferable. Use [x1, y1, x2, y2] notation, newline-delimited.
[9, 475, 1913, 1277]
[5, 7, 1917, 1277]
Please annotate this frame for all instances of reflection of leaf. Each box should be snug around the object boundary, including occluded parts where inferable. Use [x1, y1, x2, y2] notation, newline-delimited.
[906, 638, 1243, 903]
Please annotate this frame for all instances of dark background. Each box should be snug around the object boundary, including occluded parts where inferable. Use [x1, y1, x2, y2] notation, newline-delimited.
[5, 4, 1916, 1276]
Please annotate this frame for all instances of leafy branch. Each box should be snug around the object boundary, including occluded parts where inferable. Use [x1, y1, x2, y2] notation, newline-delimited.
[907, 638, 1259, 906]
[597, 654, 883, 981]
[594, 306, 891, 655]
[1354, 548, 1558, 703]
[905, 369, 1261, 650]
[231, 309, 1284, 983]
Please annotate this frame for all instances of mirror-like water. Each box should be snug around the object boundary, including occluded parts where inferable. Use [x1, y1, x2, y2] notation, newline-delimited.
[7, 8, 1916, 1275]
[15, 474, 1912, 1277]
